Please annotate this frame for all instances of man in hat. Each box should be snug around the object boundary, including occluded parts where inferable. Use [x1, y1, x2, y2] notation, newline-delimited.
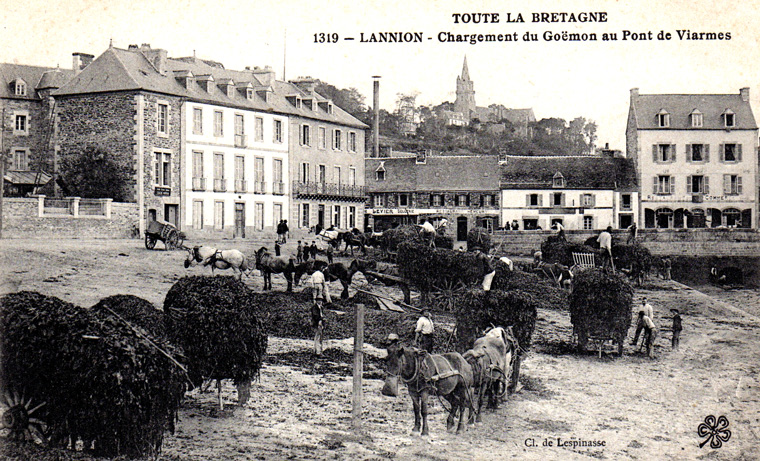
[309, 264, 332, 355]
[671, 308, 682, 350]
[415, 309, 434, 353]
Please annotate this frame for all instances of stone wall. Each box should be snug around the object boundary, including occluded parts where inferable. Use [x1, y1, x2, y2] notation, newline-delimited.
[2, 197, 138, 238]
[0, 94, 55, 173]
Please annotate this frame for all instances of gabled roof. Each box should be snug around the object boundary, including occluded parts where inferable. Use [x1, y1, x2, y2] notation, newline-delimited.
[0, 63, 75, 99]
[500, 155, 637, 190]
[630, 92, 757, 130]
[54, 47, 366, 129]
[366, 154, 500, 192]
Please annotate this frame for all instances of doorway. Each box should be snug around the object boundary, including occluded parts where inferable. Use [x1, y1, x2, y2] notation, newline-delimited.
[317, 204, 325, 228]
[457, 216, 468, 241]
[235, 202, 246, 238]
[164, 204, 178, 227]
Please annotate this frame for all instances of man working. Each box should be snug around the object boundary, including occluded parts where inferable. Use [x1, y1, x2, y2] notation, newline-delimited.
[309, 265, 332, 355]
[638, 312, 658, 358]
[627, 222, 637, 245]
[419, 218, 436, 247]
[473, 247, 496, 291]
[597, 226, 614, 270]
[631, 298, 654, 347]
[553, 221, 565, 241]
[415, 308, 434, 353]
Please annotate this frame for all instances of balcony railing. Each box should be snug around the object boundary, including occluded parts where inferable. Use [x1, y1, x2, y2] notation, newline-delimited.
[234, 134, 247, 148]
[235, 179, 247, 193]
[293, 181, 367, 200]
[272, 181, 285, 195]
[253, 181, 266, 194]
[192, 177, 206, 191]
[214, 178, 227, 192]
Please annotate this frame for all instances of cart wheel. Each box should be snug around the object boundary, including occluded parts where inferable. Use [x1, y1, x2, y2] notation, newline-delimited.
[145, 235, 157, 250]
[166, 231, 179, 250]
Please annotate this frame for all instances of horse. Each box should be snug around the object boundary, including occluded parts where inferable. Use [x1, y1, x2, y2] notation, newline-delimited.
[184, 245, 249, 279]
[294, 260, 354, 299]
[385, 343, 474, 436]
[338, 230, 366, 255]
[254, 246, 295, 291]
[464, 326, 516, 416]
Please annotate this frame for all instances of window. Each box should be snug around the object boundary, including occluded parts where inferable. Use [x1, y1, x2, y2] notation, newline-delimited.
[724, 111, 735, 128]
[318, 127, 326, 149]
[14, 114, 27, 134]
[349, 167, 356, 186]
[688, 144, 708, 162]
[334, 166, 341, 186]
[214, 153, 225, 191]
[529, 194, 540, 206]
[300, 162, 310, 182]
[724, 175, 742, 195]
[333, 205, 341, 227]
[658, 111, 670, 127]
[193, 200, 204, 229]
[255, 203, 265, 230]
[688, 175, 707, 194]
[432, 194, 443, 207]
[255, 117, 264, 142]
[214, 111, 223, 137]
[583, 216, 594, 230]
[273, 159, 283, 194]
[621, 194, 632, 210]
[12, 149, 28, 170]
[157, 103, 168, 134]
[154, 152, 171, 186]
[234, 114, 245, 147]
[273, 203, 283, 226]
[254, 157, 265, 193]
[14, 80, 26, 96]
[318, 164, 326, 184]
[349, 132, 357, 152]
[456, 194, 469, 207]
[482, 195, 494, 207]
[301, 203, 310, 228]
[373, 195, 385, 207]
[273, 119, 283, 143]
[722, 143, 741, 162]
[655, 175, 674, 195]
[193, 108, 203, 134]
[552, 173, 564, 188]
[399, 194, 409, 207]
[192, 151, 205, 190]
[691, 111, 703, 127]
[376, 170, 385, 181]
[654, 144, 675, 162]
[333, 129, 342, 150]
[552, 193, 563, 206]
[235, 156, 246, 192]
[214, 201, 224, 230]
[581, 194, 594, 207]
[348, 206, 356, 228]
[300, 124, 311, 146]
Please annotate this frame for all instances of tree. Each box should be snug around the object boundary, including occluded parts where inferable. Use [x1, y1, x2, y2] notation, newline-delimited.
[314, 80, 367, 120]
[59, 146, 130, 201]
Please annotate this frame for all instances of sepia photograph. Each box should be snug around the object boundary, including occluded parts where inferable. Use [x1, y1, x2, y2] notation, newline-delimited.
[1, 0, 758, 459]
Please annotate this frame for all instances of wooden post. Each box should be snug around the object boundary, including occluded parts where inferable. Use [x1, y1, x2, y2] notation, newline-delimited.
[352, 303, 365, 431]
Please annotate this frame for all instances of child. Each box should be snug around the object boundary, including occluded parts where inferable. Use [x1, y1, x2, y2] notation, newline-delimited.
[326, 243, 334, 264]
[296, 241, 303, 263]
[671, 308, 682, 350]
[274, 240, 281, 256]
[414, 308, 434, 353]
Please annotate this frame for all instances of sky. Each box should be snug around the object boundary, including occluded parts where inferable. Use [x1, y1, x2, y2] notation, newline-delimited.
[2, 0, 759, 150]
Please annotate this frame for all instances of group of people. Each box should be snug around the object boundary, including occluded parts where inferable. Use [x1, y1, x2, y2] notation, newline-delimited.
[275, 220, 289, 244]
[631, 297, 683, 357]
[296, 241, 320, 264]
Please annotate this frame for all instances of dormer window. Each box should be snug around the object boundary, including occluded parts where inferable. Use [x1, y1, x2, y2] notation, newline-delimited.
[690, 110, 703, 128]
[375, 162, 386, 181]
[552, 172, 565, 188]
[327, 102, 334, 114]
[13, 79, 27, 96]
[657, 109, 670, 127]
[246, 88, 254, 100]
[723, 109, 735, 128]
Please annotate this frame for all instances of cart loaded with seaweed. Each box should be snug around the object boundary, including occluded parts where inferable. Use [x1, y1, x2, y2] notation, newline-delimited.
[145, 220, 185, 250]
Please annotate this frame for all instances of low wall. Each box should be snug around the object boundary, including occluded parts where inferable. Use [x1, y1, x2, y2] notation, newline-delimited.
[2, 197, 139, 239]
[492, 229, 760, 257]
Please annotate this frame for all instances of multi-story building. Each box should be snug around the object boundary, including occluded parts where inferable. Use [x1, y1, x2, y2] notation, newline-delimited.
[0, 57, 80, 195]
[365, 153, 501, 240]
[499, 155, 638, 230]
[286, 77, 367, 234]
[52, 44, 365, 237]
[626, 88, 758, 228]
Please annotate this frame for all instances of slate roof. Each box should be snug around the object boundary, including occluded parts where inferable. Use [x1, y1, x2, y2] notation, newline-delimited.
[0, 64, 75, 99]
[631, 92, 757, 130]
[366, 155, 500, 192]
[54, 47, 366, 128]
[499, 155, 637, 190]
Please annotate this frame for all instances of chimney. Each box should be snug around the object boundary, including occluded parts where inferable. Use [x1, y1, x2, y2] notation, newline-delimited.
[290, 76, 317, 94]
[72, 52, 94, 74]
[373, 76, 381, 158]
[740, 87, 750, 102]
[630, 88, 639, 98]
[141, 46, 168, 76]
[252, 66, 276, 86]
[128, 44, 139, 51]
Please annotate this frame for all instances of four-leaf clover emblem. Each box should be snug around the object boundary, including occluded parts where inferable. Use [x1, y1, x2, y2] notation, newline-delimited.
[698, 415, 731, 449]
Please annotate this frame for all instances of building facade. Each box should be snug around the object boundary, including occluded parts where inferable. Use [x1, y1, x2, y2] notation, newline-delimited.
[627, 88, 758, 228]
[499, 155, 638, 230]
[365, 153, 501, 240]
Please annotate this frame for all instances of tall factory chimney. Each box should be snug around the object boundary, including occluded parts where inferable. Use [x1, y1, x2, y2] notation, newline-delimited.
[372, 76, 381, 158]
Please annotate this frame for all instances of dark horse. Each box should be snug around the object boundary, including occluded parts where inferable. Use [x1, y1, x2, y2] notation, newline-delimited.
[294, 260, 355, 299]
[338, 229, 366, 255]
[386, 343, 474, 435]
[255, 246, 295, 291]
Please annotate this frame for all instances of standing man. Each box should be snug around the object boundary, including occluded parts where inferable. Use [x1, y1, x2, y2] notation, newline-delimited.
[671, 308, 682, 350]
[310, 241, 319, 260]
[415, 308, 435, 353]
[638, 312, 658, 358]
[274, 240, 281, 256]
[309, 265, 332, 355]
[627, 222, 638, 245]
[553, 221, 565, 241]
[326, 243, 334, 264]
[296, 241, 304, 263]
[282, 220, 289, 243]
[663, 257, 672, 280]
[419, 218, 436, 247]
[473, 247, 496, 291]
[276, 220, 285, 244]
[631, 298, 654, 347]
[597, 226, 614, 271]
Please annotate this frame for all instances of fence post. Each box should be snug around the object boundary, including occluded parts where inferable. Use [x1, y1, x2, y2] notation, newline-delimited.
[104, 198, 113, 218]
[71, 197, 80, 217]
[352, 303, 365, 431]
[36, 195, 45, 217]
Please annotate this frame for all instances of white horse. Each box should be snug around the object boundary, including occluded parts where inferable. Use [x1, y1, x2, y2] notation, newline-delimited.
[184, 245, 250, 279]
[482, 326, 518, 398]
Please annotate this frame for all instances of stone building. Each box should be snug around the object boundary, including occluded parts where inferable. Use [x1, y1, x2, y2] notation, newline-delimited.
[365, 153, 500, 240]
[0, 59, 79, 195]
[499, 155, 638, 231]
[626, 88, 758, 229]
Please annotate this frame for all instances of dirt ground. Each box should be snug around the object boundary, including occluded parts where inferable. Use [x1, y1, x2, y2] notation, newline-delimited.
[1, 238, 759, 460]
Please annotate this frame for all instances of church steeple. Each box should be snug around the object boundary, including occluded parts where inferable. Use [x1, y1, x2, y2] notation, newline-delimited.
[461, 55, 470, 81]
[454, 56, 476, 121]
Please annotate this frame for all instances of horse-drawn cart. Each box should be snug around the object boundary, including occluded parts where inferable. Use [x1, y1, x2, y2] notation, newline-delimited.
[145, 220, 185, 250]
